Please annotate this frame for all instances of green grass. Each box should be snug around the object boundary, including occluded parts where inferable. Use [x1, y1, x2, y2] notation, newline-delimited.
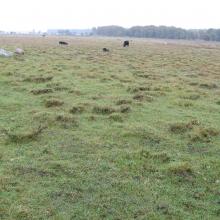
[0, 36, 220, 219]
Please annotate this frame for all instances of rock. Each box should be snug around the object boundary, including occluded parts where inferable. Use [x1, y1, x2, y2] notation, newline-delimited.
[0, 48, 13, 57]
[15, 48, 24, 55]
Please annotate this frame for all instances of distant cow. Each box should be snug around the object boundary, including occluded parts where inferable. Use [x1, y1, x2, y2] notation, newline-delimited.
[102, 48, 110, 52]
[59, 41, 68, 45]
[123, 40, 129, 47]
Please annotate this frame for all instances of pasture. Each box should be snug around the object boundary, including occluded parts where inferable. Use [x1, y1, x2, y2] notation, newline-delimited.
[0, 36, 220, 219]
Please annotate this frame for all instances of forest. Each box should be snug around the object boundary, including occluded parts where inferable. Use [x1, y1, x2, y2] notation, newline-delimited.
[93, 25, 220, 41]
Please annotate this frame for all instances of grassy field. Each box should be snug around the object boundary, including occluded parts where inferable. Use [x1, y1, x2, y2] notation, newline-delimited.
[0, 36, 220, 219]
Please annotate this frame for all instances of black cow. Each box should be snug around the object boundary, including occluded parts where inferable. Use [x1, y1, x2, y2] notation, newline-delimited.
[123, 40, 129, 47]
[59, 41, 68, 45]
[102, 48, 110, 52]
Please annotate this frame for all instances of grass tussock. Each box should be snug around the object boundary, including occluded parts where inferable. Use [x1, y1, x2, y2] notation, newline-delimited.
[132, 91, 154, 102]
[140, 150, 170, 163]
[2, 125, 47, 143]
[200, 83, 218, 89]
[120, 105, 131, 113]
[177, 100, 194, 107]
[182, 94, 200, 100]
[45, 99, 64, 108]
[127, 86, 151, 93]
[69, 105, 85, 114]
[31, 88, 53, 95]
[190, 127, 219, 142]
[124, 126, 165, 147]
[24, 76, 53, 83]
[136, 74, 150, 79]
[53, 86, 69, 91]
[133, 93, 145, 101]
[33, 111, 54, 123]
[108, 113, 123, 122]
[116, 99, 132, 105]
[93, 105, 117, 115]
[168, 162, 193, 177]
[68, 89, 82, 95]
[55, 113, 79, 127]
[169, 120, 200, 134]
[145, 95, 154, 102]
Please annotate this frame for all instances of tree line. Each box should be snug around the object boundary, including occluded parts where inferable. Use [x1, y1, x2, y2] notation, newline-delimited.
[92, 25, 220, 41]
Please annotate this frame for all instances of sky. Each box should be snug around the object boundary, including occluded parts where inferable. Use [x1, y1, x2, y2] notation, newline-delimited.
[0, 0, 219, 31]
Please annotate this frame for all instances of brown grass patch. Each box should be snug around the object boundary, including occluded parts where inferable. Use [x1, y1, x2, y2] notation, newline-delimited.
[128, 86, 151, 93]
[169, 120, 200, 134]
[133, 93, 145, 101]
[120, 105, 131, 113]
[169, 162, 193, 177]
[31, 88, 53, 95]
[93, 105, 117, 115]
[69, 105, 85, 114]
[190, 127, 219, 142]
[24, 76, 53, 83]
[182, 94, 200, 100]
[68, 89, 83, 96]
[2, 125, 47, 143]
[108, 113, 123, 122]
[45, 99, 64, 108]
[200, 83, 218, 89]
[116, 99, 132, 105]
[140, 150, 170, 163]
[55, 113, 79, 127]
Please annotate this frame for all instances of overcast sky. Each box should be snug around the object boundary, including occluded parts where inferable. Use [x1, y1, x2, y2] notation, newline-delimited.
[0, 0, 219, 31]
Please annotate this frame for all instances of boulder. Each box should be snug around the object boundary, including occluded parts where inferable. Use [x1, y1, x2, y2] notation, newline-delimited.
[0, 48, 13, 57]
[15, 48, 24, 55]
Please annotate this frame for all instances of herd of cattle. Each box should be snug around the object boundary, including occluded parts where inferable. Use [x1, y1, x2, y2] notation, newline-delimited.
[58, 40, 130, 52]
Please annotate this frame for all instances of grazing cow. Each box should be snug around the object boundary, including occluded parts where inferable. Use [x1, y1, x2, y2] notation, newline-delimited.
[59, 41, 68, 45]
[102, 48, 110, 52]
[123, 40, 129, 47]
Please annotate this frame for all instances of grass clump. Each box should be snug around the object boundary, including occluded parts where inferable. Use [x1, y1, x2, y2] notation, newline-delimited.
[93, 105, 117, 115]
[127, 86, 150, 93]
[108, 113, 123, 122]
[182, 94, 200, 100]
[55, 113, 79, 127]
[145, 95, 154, 102]
[116, 99, 132, 105]
[200, 83, 218, 89]
[2, 125, 46, 143]
[133, 93, 145, 101]
[69, 105, 85, 114]
[168, 162, 193, 177]
[33, 111, 54, 124]
[169, 120, 200, 134]
[120, 105, 131, 113]
[45, 99, 64, 108]
[190, 127, 219, 142]
[140, 150, 170, 163]
[24, 75, 53, 83]
[177, 100, 194, 107]
[31, 88, 53, 95]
